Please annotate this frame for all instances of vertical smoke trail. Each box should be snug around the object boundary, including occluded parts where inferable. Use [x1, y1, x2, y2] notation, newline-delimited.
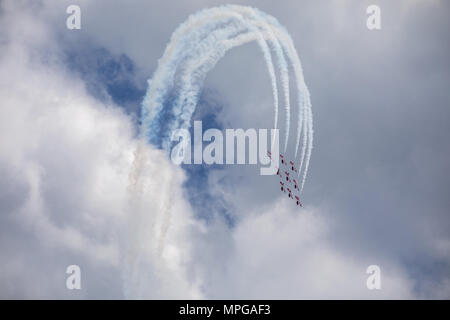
[265, 21, 313, 191]
[125, 140, 146, 298]
[230, 5, 291, 152]
[159, 23, 246, 151]
[235, 8, 311, 185]
[125, 143, 181, 298]
[140, 5, 301, 156]
[156, 173, 174, 256]
[300, 96, 313, 192]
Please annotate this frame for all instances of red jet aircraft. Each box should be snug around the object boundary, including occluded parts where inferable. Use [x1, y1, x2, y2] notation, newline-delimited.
[270, 153, 304, 208]
[295, 195, 303, 207]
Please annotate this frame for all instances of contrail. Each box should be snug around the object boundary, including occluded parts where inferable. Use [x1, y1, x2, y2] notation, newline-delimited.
[262, 16, 313, 190]
[230, 6, 291, 152]
[301, 97, 314, 192]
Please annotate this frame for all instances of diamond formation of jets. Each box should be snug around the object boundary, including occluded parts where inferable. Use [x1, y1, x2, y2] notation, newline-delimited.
[268, 151, 303, 207]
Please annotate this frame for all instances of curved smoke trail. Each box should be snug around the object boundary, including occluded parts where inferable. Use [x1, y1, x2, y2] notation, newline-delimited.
[142, 7, 282, 151]
[163, 15, 279, 151]
[133, 5, 313, 263]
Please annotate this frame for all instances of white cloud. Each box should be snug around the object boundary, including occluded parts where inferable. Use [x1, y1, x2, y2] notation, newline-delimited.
[188, 200, 415, 299]
[0, 1, 200, 299]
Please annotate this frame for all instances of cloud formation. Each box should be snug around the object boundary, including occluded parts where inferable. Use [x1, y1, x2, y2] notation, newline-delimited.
[0, 0, 449, 299]
[0, 1, 199, 298]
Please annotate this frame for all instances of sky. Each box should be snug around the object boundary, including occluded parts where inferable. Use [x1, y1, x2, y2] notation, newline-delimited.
[0, 0, 449, 299]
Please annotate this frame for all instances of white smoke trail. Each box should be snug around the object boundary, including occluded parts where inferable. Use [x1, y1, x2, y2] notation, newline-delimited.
[137, 5, 313, 261]
[141, 4, 313, 188]
[264, 20, 313, 191]
[126, 4, 314, 299]
[141, 8, 243, 130]
[297, 100, 308, 181]
[141, 6, 280, 148]
[194, 8, 313, 188]
[124, 139, 148, 298]
[134, 10, 260, 265]
[231, 6, 291, 152]
[301, 97, 313, 192]
[141, 4, 311, 158]
[126, 143, 191, 298]
[156, 173, 175, 256]
[163, 15, 295, 157]
[164, 19, 288, 147]
[141, 5, 314, 193]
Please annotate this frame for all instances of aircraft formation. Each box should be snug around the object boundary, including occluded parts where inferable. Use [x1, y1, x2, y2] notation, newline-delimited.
[268, 151, 303, 207]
